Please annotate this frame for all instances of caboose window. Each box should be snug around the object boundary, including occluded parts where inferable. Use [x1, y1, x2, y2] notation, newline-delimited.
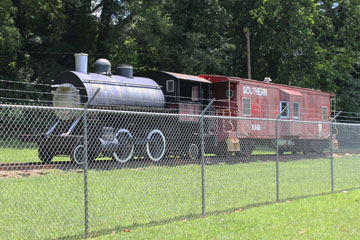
[242, 97, 251, 116]
[293, 102, 300, 119]
[321, 106, 328, 121]
[166, 80, 174, 92]
[280, 101, 289, 118]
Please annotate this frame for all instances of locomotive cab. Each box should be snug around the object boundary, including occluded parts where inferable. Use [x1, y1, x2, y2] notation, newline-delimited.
[136, 71, 216, 158]
[136, 71, 212, 114]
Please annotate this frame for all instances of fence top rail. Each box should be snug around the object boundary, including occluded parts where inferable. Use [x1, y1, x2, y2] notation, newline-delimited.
[334, 122, 360, 127]
[0, 103, 84, 112]
[4, 103, 360, 127]
[0, 103, 202, 119]
[203, 114, 332, 124]
[86, 107, 202, 118]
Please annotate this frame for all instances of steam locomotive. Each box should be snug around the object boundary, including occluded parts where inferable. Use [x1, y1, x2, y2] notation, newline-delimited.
[37, 53, 335, 164]
[38, 54, 214, 163]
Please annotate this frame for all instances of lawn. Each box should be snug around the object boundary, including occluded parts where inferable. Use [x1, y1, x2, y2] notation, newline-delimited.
[1, 153, 360, 239]
[97, 189, 360, 240]
[1, 139, 358, 164]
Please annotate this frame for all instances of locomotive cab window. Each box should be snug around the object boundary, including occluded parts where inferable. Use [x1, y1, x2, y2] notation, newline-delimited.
[321, 106, 328, 121]
[293, 102, 300, 119]
[242, 97, 251, 116]
[280, 101, 289, 118]
[166, 80, 174, 92]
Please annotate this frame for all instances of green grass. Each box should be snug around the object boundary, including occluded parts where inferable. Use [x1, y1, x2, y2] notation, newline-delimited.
[97, 189, 360, 240]
[1, 140, 40, 163]
[1, 154, 360, 239]
[0, 140, 71, 163]
[2, 139, 360, 164]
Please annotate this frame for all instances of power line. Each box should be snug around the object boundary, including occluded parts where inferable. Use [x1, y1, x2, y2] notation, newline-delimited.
[0, 49, 112, 57]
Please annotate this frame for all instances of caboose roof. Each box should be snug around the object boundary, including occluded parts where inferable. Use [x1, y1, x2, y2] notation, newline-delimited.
[199, 75, 335, 97]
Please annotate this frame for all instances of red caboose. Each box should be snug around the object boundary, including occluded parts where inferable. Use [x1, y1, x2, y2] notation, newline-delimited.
[199, 75, 336, 155]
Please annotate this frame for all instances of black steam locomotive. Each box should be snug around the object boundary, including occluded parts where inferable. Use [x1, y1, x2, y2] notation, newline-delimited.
[38, 54, 214, 164]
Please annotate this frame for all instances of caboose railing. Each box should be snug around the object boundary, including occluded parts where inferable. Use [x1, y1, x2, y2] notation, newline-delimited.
[216, 109, 236, 133]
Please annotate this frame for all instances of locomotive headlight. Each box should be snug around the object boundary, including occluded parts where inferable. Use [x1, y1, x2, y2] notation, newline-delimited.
[52, 83, 82, 120]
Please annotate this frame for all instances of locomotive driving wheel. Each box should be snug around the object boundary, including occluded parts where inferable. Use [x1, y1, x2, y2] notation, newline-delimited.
[188, 143, 200, 161]
[113, 129, 134, 163]
[146, 129, 166, 161]
[71, 144, 85, 164]
[71, 140, 100, 165]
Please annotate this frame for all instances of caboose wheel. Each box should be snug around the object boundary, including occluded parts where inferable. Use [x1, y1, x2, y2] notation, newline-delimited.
[216, 140, 231, 159]
[240, 142, 254, 157]
[303, 150, 310, 155]
[188, 143, 200, 160]
[113, 129, 134, 163]
[146, 129, 166, 161]
[38, 145, 54, 163]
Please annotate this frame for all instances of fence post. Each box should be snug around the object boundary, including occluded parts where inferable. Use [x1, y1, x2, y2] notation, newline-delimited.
[276, 105, 288, 202]
[83, 88, 100, 238]
[330, 111, 341, 193]
[200, 99, 215, 218]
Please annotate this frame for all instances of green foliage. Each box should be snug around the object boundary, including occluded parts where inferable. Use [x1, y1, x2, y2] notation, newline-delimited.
[0, 0, 359, 111]
[0, 0, 20, 80]
[0, 0, 20, 52]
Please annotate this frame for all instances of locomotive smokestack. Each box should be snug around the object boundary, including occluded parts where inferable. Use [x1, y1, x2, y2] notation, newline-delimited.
[74, 53, 88, 74]
[115, 64, 133, 79]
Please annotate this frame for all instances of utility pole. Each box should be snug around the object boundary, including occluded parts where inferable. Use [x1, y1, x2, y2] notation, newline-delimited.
[243, 27, 251, 79]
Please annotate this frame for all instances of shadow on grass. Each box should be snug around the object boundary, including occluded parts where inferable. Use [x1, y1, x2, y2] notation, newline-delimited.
[49, 186, 360, 240]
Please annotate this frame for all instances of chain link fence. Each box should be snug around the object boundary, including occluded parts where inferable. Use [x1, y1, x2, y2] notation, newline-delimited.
[1, 103, 360, 239]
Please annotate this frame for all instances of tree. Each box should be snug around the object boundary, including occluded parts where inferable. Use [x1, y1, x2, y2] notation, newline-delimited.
[248, 1, 323, 86]
[0, 0, 20, 80]
[1, 0, 359, 114]
[315, 1, 360, 112]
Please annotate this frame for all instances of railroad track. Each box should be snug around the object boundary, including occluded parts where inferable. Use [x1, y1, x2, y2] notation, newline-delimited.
[0, 152, 336, 172]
